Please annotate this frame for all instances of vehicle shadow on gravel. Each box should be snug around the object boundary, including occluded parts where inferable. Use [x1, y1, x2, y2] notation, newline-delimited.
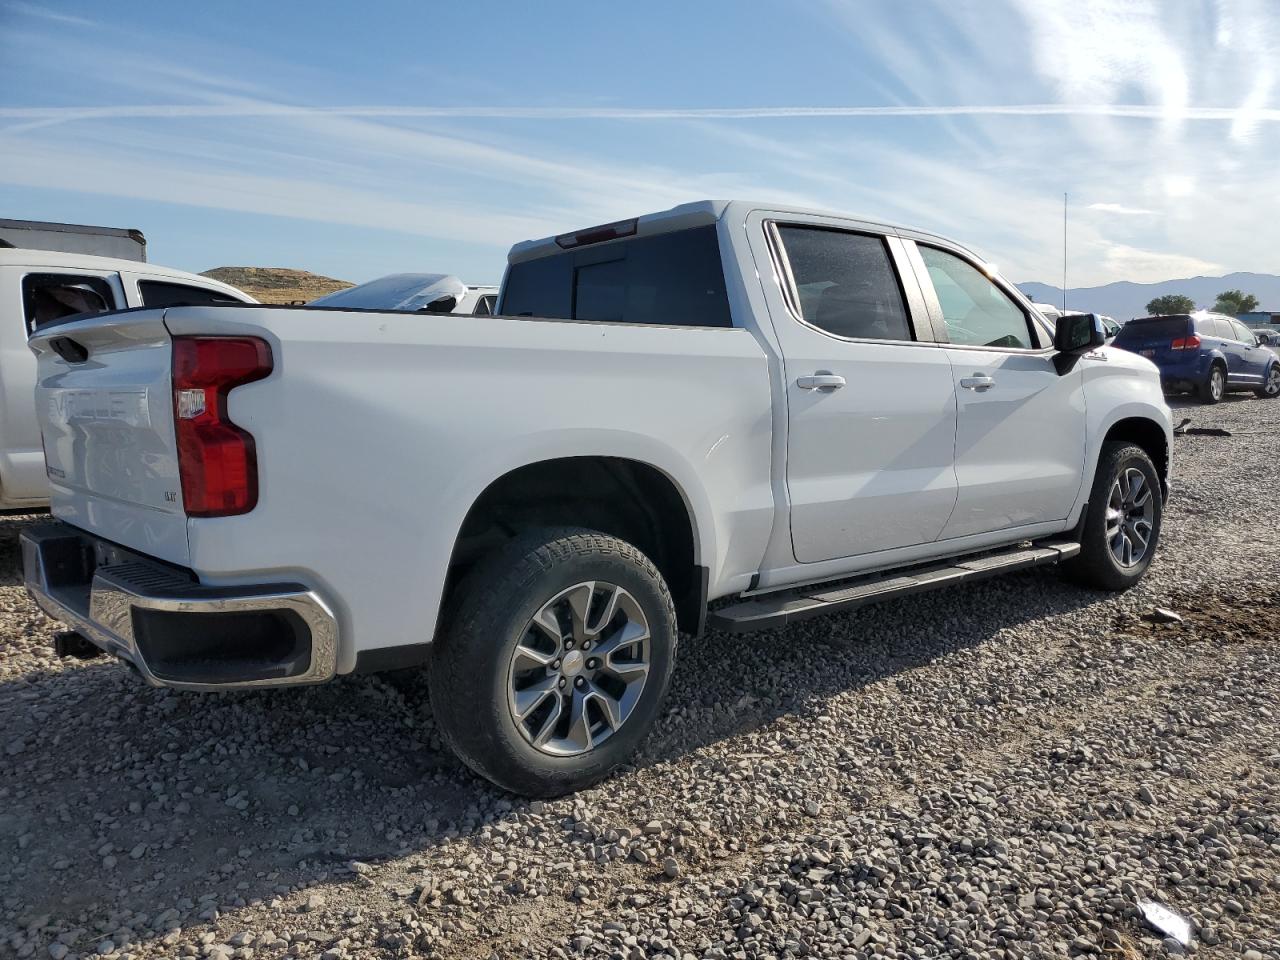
[1, 493, 1121, 946]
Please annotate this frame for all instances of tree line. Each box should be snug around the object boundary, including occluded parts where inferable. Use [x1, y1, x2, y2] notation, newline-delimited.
[1146, 290, 1260, 316]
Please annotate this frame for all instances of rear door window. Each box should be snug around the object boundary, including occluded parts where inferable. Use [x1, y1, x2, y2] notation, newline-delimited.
[138, 280, 243, 307]
[501, 224, 731, 327]
[21, 273, 119, 333]
[1198, 316, 1230, 339]
[774, 226, 914, 341]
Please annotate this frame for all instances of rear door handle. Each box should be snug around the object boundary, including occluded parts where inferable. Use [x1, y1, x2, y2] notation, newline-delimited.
[796, 373, 846, 391]
[959, 374, 995, 391]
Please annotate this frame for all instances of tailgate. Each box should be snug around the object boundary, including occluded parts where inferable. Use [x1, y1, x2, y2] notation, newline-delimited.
[30, 310, 190, 566]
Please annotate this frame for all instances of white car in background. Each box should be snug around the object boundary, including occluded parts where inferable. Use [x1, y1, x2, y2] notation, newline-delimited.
[1034, 303, 1120, 341]
[309, 273, 499, 315]
[0, 249, 252, 509]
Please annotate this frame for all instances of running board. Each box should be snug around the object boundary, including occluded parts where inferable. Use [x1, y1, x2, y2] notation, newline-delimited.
[710, 540, 1081, 633]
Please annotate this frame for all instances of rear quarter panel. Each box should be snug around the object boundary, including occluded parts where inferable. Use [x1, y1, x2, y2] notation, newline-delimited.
[165, 306, 775, 672]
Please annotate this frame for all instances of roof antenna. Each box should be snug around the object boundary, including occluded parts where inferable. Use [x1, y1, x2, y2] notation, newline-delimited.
[1063, 192, 1068, 313]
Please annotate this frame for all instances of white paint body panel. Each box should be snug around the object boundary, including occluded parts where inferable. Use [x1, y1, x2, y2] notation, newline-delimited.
[941, 348, 1086, 538]
[1, 250, 251, 508]
[28, 200, 1173, 674]
[43, 306, 775, 672]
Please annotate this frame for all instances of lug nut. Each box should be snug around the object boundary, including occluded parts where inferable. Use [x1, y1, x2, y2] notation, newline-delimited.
[586, 658, 598, 669]
[575, 677, 585, 688]
[565, 640, 575, 650]
[582, 641, 592, 650]
[558, 677, 567, 689]
[551, 659, 561, 670]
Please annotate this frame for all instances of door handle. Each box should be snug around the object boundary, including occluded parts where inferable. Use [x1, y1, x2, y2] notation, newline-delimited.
[796, 373, 846, 391]
[959, 374, 995, 391]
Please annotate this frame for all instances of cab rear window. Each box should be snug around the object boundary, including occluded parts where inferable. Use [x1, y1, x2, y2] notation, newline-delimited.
[500, 225, 731, 327]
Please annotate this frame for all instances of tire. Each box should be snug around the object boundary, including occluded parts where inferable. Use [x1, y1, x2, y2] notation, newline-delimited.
[1198, 363, 1225, 404]
[428, 527, 678, 797]
[1255, 363, 1280, 399]
[1064, 442, 1163, 591]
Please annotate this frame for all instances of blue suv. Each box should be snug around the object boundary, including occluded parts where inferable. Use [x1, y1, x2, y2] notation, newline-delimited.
[1112, 312, 1280, 403]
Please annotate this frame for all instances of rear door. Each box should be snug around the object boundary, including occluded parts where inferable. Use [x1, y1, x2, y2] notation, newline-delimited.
[753, 216, 959, 562]
[3, 270, 125, 503]
[30, 311, 190, 565]
[907, 240, 1086, 540]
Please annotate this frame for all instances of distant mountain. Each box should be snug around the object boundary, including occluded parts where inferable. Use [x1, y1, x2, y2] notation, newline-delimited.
[1016, 272, 1280, 319]
[201, 266, 353, 304]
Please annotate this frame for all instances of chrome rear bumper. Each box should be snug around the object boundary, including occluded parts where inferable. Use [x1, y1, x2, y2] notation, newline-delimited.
[22, 521, 338, 691]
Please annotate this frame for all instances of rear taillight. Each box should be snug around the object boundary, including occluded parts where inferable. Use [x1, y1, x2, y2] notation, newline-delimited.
[172, 336, 272, 517]
[1171, 334, 1201, 350]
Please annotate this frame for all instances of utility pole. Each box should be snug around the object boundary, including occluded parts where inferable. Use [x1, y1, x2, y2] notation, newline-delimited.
[1063, 192, 1068, 312]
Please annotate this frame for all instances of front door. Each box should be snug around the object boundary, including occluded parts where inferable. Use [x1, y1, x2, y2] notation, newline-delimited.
[1227, 317, 1268, 386]
[760, 220, 959, 563]
[908, 242, 1087, 539]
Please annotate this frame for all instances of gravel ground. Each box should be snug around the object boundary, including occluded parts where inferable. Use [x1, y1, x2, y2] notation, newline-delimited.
[2, 394, 1279, 960]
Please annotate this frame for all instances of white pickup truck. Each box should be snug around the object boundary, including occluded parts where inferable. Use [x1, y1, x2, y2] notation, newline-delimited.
[23, 200, 1172, 795]
[0, 250, 252, 509]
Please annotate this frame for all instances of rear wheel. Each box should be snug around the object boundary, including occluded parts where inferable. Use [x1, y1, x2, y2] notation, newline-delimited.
[1256, 364, 1280, 399]
[1064, 442, 1162, 591]
[428, 527, 677, 796]
[1198, 363, 1225, 404]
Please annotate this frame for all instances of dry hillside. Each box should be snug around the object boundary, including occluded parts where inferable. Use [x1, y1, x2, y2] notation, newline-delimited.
[200, 266, 353, 304]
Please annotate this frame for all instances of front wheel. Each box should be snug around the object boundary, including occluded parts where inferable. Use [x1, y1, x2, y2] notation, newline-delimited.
[1063, 442, 1163, 591]
[1256, 364, 1280, 399]
[428, 527, 678, 797]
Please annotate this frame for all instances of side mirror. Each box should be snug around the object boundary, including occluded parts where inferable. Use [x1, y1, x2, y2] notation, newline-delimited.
[1054, 312, 1105, 353]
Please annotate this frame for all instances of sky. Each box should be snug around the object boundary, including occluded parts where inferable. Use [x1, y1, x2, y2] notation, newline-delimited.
[1, 0, 1277, 288]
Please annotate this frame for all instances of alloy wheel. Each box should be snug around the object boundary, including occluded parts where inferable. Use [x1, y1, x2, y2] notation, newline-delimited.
[506, 581, 651, 757]
[1266, 366, 1280, 396]
[1211, 368, 1224, 401]
[1105, 467, 1155, 568]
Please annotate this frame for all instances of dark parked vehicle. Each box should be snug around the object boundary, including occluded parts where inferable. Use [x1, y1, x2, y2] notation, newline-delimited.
[1254, 328, 1280, 348]
[1112, 312, 1280, 403]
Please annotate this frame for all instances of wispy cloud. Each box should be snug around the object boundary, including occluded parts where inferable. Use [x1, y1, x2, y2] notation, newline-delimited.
[4, 103, 1280, 125]
[2, 0, 99, 28]
[1087, 202, 1155, 215]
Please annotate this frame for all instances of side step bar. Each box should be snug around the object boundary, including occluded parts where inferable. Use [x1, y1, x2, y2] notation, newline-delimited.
[709, 540, 1081, 633]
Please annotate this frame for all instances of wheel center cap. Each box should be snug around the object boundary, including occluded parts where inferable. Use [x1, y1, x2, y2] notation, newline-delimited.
[561, 650, 585, 677]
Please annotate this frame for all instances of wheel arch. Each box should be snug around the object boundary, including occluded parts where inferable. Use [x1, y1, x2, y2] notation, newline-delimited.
[444, 455, 709, 636]
[1103, 416, 1170, 498]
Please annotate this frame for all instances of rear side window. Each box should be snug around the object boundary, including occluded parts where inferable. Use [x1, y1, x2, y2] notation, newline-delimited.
[775, 226, 913, 341]
[918, 245, 1035, 349]
[501, 225, 731, 327]
[21, 273, 117, 333]
[1194, 316, 1229, 339]
[138, 280, 242, 308]
[1229, 320, 1253, 342]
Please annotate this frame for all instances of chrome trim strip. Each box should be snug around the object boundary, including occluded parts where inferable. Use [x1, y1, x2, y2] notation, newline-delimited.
[22, 528, 338, 692]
